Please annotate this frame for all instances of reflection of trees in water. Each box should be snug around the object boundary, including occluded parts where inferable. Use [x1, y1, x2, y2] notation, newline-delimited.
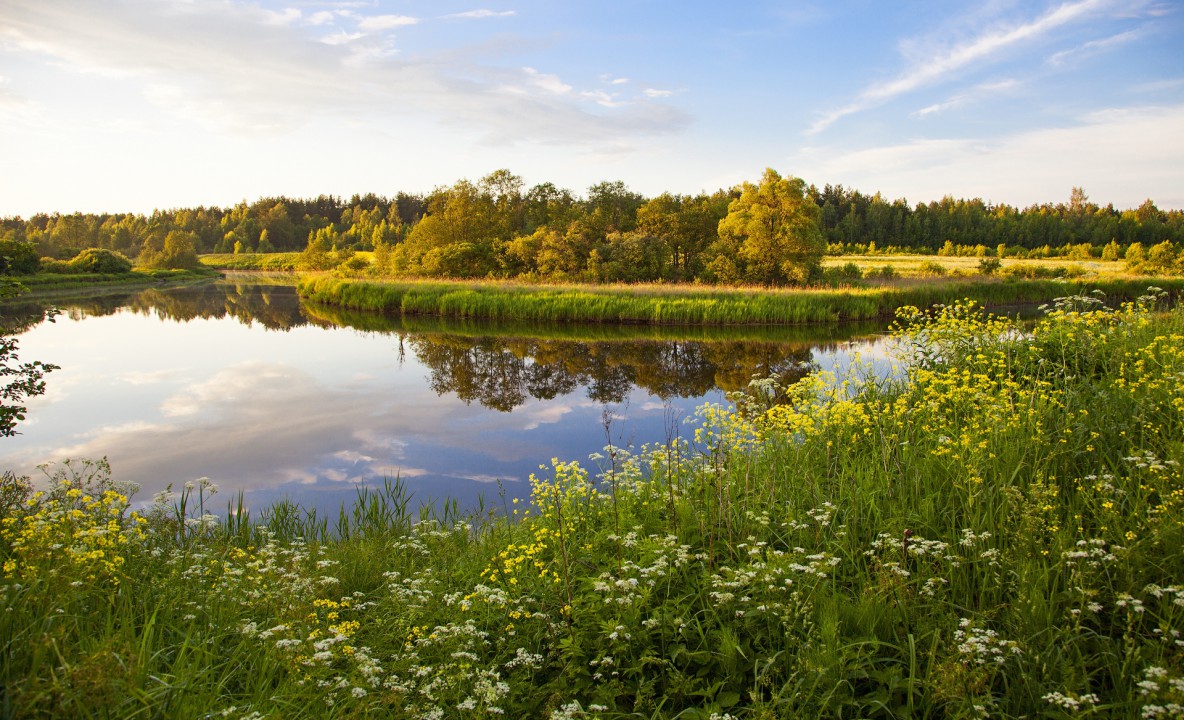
[0, 281, 309, 332]
[409, 334, 818, 412]
[0, 279, 876, 413]
[126, 283, 305, 331]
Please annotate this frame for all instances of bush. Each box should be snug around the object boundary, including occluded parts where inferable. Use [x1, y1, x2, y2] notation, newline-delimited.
[821, 262, 862, 286]
[0, 240, 40, 275]
[916, 260, 947, 277]
[69, 248, 133, 274]
[864, 265, 898, 281]
[38, 258, 80, 275]
[1001, 262, 1087, 279]
[978, 257, 1002, 275]
[340, 255, 371, 272]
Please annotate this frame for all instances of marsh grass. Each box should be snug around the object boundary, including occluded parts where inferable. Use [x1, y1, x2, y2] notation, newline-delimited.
[4, 289, 1184, 718]
[299, 275, 1184, 326]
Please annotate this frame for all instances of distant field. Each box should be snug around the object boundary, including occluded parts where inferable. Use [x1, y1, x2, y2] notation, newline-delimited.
[824, 254, 1128, 277]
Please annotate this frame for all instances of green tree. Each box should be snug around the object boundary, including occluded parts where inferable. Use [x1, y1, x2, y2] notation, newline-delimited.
[301, 227, 337, 270]
[139, 231, 200, 270]
[715, 169, 824, 285]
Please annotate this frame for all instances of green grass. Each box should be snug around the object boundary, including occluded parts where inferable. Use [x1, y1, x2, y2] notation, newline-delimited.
[299, 274, 1184, 326]
[200, 252, 303, 271]
[1, 268, 219, 301]
[824, 253, 1129, 278]
[4, 288, 1184, 717]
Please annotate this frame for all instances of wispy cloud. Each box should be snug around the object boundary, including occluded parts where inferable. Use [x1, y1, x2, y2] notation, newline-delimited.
[523, 66, 571, 95]
[792, 103, 1184, 208]
[0, 0, 686, 145]
[915, 79, 1019, 117]
[810, 0, 1113, 133]
[357, 14, 419, 31]
[1048, 27, 1143, 65]
[445, 10, 517, 20]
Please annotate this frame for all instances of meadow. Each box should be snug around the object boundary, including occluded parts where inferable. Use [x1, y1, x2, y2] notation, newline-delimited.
[820, 254, 1124, 279]
[3, 287, 1183, 718]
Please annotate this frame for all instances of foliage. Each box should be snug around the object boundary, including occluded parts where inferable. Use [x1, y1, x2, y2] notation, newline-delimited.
[715, 168, 825, 285]
[299, 275, 1184, 326]
[69, 248, 133, 274]
[138, 230, 200, 270]
[0, 239, 40, 275]
[4, 291, 1184, 717]
[199, 252, 302, 271]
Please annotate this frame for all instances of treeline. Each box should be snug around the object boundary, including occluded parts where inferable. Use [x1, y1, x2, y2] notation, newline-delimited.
[816, 185, 1184, 255]
[3, 171, 1183, 283]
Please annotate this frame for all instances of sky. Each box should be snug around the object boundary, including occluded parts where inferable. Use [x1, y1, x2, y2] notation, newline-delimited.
[1, 0, 1182, 216]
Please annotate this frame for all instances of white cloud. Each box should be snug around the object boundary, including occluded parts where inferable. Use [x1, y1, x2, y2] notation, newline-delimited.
[320, 29, 365, 45]
[581, 89, 624, 108]
[446, 10, 516, 20]
[644, 88, 674, 98]
[357, 14, 419, 31]
[915, 78, 1018, 116]
[1047, 27, 1143, 65]
[307, 11, 336, 26]
[523, 66, 571, 95]
[262, 8, 302, 26]
[811, 0, 1113, 133]
[0, 0, 686, 146]
[792, 103, 1184, 209]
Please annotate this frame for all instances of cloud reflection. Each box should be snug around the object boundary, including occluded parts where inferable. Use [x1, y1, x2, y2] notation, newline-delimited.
[0, 281, 892, 516]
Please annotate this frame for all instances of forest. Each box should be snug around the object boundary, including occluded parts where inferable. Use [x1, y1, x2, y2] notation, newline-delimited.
[3, 170, 1183, 285]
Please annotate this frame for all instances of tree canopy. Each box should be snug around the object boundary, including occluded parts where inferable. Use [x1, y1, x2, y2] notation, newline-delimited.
[716, 169, 824, 285]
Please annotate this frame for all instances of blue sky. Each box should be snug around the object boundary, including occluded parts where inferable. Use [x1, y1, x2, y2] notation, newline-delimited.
[1, 0, 1181, 216]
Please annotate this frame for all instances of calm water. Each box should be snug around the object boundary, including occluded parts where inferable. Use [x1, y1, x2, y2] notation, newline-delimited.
[0, 277, 893, 516]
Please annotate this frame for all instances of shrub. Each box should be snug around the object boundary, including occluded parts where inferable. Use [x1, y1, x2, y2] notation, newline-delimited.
[864, 265, 898, 281]
[340, 255, 371, 272]
[0, 239, 40, 275]
[38, 258, 80, 275]
[978, 257, 1002, 275]
[917, 260, 948, 277]
[69, 248, 133, 274]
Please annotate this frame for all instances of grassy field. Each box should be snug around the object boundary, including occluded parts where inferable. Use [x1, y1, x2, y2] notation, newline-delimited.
[823, 254, 1127, 278]
[3, 288, 1184, 718]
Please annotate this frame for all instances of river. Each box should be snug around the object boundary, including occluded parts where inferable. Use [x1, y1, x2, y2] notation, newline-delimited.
[0, 277, 894, 517]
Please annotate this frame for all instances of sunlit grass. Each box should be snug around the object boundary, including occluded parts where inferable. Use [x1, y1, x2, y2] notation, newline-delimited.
[823, 253, 1130, 278]
[4, 289, 1184, 717]
[299, 274, 1184, 326]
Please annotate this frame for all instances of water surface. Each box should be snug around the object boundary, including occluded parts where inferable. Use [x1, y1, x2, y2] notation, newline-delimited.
[0, 278, 892, 516]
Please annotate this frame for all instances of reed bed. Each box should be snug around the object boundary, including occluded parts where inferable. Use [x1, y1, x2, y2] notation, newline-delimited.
[3, 288, 1184, 718]
[299, 275, 1184, 326]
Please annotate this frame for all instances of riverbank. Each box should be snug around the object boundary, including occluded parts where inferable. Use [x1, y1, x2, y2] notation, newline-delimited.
[298, 274, 1184, 325]
[3, 289, 1182, 717]
[2, 268, 220, 301]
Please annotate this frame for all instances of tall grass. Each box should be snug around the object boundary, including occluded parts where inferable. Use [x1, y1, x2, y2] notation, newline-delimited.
[299, 275, 1184, 326]
[200, 253, 303, 271]
[3, 289, 1184, 717]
